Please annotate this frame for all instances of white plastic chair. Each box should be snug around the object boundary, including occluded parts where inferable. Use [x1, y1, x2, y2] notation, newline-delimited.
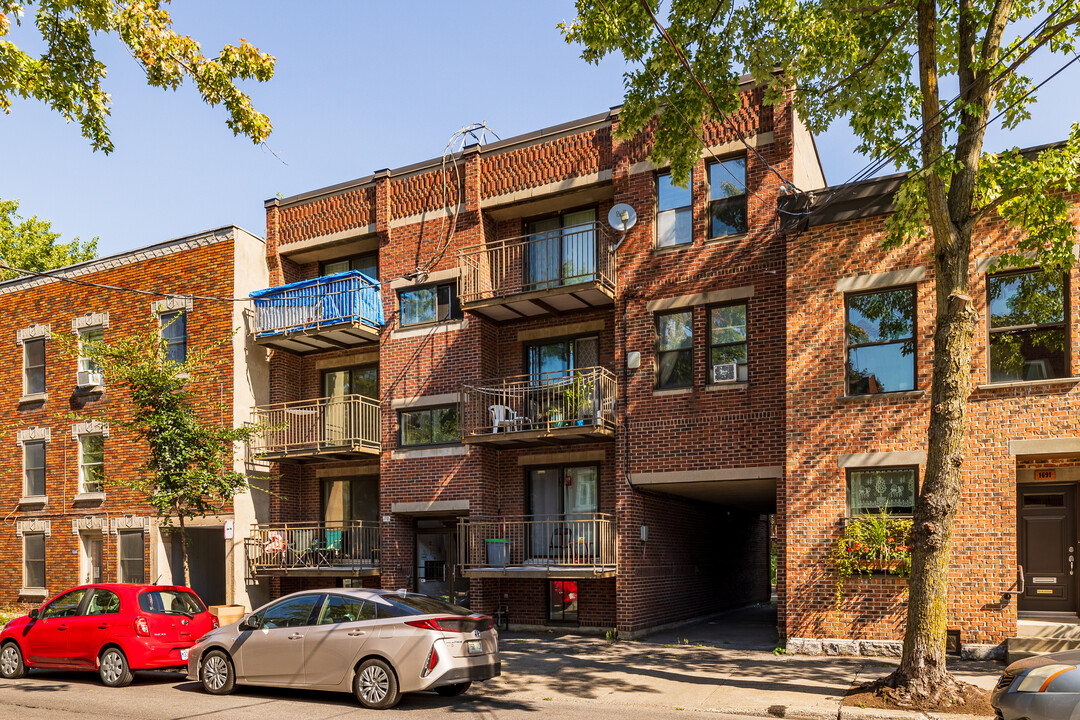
[489, 404, 528, 433]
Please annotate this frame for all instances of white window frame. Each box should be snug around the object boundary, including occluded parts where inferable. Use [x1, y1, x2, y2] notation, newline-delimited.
[23, 532, 46, 591]
[23, 439, 47, 499]
[23, 337, 46, 396]
[117, 530, 146, 584]
[656, 170, 693, 248]
[77, 325, 105, 374]
[80, 531, 105, 585]
[78, 432, 106, 496]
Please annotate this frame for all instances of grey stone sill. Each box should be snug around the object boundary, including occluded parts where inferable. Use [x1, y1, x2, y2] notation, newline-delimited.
[391, 445, 468, 460]
[18, 495, 47, 507]
[74, 384, 106, 395]
[653, 387, 693, 397]
[976, 376, 1080, 391]
[704, 232, 748, 246]
[652, 241, 693, 256]
[19, 587, 48, 600]
[836, 390, 925, 402]
[18, 392, 48, 404]
[389, 319, 468, 341]
[706, 381, 748, 392]
[74, 492, 106, 503]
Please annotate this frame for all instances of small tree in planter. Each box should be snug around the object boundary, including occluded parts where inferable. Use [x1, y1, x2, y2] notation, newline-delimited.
[831, 511, 912, 605]
[563, 371, 595, 424]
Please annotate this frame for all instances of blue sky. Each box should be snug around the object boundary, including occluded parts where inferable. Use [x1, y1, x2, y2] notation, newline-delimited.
[1, 1, 1077, 258]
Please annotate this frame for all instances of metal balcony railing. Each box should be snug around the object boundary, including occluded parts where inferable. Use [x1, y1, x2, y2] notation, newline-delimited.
[461, 366, 617, 438]
[245, 521, 380, 575]
[250, 270, 383, 337]
[458, 222, 616, 305]
[249, 394, 380, 457]
[458, 513, 616, 571]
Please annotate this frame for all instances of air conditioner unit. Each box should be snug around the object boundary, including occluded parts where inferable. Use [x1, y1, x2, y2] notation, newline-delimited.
[76, 371, 104, 387]
[711, 362, 738, 384]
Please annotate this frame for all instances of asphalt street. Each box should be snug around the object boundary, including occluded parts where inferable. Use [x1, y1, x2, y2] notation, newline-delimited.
[0, 669, 761, 720]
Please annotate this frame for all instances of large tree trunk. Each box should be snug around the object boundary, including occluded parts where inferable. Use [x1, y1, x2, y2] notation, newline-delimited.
[178, 513, 191, 588]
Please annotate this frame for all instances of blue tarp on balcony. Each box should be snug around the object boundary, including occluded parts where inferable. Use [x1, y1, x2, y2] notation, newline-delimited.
[250, 270, 383, 337]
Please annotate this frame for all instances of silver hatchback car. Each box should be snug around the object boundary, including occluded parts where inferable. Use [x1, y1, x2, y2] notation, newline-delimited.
[186, 589, 500, 709]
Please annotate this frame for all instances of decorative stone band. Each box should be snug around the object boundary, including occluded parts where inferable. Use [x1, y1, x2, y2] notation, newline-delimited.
[151, 296, 194, 314]
[72, 420, 110, 439]
[16, 518, 51, 537]
[17, 427, 51, 446]
[16, 323, 50, 346]
[110, 515, 152, 535]
[785, 637, 1003, 661]
[71, 516, 108, 534]
[72, 311, 110, 331]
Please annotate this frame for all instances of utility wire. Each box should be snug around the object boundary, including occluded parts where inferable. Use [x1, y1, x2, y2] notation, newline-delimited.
[0, 262, 253, 303]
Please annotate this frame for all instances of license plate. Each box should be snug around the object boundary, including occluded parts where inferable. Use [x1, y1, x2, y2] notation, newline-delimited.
[180, 649, 189, 661]
[466, 640, 482, 654]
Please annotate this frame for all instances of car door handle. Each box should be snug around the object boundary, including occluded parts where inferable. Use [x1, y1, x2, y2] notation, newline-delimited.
[347, 630, 367, 637]
[287, 633, 304, 640]
[57, 625, 67, 631]
[97, 623, 110, 629]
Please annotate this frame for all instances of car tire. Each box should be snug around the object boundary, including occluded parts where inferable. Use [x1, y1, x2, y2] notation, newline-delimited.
[0, 642, 27, 679]
[435, 681, 471, 696]
[353, 658, 401, 709]
[98, 647, 134, 687]
[200, 649, 236, 695]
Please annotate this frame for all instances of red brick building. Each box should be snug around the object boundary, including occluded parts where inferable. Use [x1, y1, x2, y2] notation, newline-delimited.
[782, 174, 1080, 659]
[0, 227, 270, 610]
[249, 78, 825, 634]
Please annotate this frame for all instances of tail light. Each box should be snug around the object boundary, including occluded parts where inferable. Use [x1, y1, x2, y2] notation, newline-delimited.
[211, 615, 220, 629]
[404, 615, 493, 633]
[133, 616, 150, 636]
[421, 645, 440, 677]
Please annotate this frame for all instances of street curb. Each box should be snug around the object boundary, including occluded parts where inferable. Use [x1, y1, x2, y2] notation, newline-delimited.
[706, 706, 994, 720]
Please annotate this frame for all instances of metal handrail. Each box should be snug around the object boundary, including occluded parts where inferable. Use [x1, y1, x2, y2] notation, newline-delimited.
[458, 222, 616, 305]
[461, 366, 617, 437]
[457, 513, 616, 571]
[245, 520, 380, 574]
[250, 271, 383, 337]
[249, 394, 380, 455]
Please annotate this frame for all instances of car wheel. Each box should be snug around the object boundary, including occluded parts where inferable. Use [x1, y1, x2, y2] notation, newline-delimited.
[200, 649, 236, 695]
[0, 642, 27, 679]
[353, 658, 401, 709]
[98, 647, 134, 687]
[435, 681, 471, 696]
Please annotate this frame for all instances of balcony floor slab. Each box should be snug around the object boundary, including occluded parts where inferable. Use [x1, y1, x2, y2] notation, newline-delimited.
[462, 565, 616, 579]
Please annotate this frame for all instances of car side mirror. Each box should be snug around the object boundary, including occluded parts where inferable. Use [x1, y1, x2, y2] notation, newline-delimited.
[240, 614, 261, 631]
[28, 608, 39, 620]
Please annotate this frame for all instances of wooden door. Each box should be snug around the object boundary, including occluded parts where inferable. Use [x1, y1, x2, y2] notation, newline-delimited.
[1019, 483, 1076, 613]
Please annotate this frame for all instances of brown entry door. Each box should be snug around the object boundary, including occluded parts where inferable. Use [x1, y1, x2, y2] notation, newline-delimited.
[1019, 484, 1076, 613]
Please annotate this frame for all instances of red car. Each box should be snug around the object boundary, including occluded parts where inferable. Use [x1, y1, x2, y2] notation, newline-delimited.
[0, 584, 217, 687]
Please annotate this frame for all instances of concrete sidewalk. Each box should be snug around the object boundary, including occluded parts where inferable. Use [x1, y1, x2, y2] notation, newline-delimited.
[484, 605, 1003, 720]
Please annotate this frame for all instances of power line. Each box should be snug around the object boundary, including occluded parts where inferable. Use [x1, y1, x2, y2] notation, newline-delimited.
[0, 262, 252, 304]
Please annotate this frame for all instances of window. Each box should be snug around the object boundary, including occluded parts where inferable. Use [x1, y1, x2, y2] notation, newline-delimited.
[23, 533, 46, 590]
[24, 440, 46, 497]
[118, 530, 145, 583]
[525, 208, 598, 289]
[847, 467, 918, 516]
[399, 282, 460, 327]
[79, 434, 105, 494]
[23, 338, 45, 395]
[323, 252, 378, 280]
[656, 310, 693, 388]
[657, 171, 692, 247]
[317, 594, 375, 624]
[85, 588, 120, 615]
[709, 158, 748, 237]
[259, 594, 321, 629]
[400, 405, 459, 447]
[322, 476, 379, 523]
[160, 310, 187, 363]
[988, 269, 1067, 382]
[845, 287, 916, 395]
[323, 365, 378, 400]
[527, 336, 599, 380]
[41, 589, 88, 619]
[78, 326, 104, 373]
[81, 533, 103, 584]
[138, 588, 205, 614]
[709, 303, 748, 382]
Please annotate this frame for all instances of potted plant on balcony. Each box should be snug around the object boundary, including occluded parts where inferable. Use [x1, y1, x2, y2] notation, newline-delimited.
[830, 510, 912, 605]
[563, 371, 595, 425]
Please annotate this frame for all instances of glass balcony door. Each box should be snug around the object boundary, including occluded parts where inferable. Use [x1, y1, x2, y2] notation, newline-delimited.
[527, 466, 598, 561]
[322, 365, 378, 446]
[524, 209, 596, 291]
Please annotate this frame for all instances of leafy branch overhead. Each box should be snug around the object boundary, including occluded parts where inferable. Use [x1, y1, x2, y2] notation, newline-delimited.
[0, 0, 275, 153]
[0, 197, 97, 279]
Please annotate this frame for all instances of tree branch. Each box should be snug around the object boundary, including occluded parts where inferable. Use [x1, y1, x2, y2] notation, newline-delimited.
[967, 188, 1022, 228]
[811, 11, 914, 97]
[849, 2, 904, 14]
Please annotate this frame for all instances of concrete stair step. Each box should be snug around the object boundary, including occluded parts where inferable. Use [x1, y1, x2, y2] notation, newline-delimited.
[1017, 620, 1080, 639]
[1006, 636, 1080, 663]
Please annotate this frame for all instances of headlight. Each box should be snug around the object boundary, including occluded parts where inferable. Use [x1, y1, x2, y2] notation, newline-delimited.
[1016, 664, 1077, 693]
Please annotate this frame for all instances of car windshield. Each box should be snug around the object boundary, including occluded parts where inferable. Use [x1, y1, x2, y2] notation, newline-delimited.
[376, 593, 471, 617]
[138, 589, 206, 616]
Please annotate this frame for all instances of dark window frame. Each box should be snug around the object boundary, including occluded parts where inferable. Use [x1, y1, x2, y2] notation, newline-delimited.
[845, 465, 920, 517]
[23, 439, 46, 497]
[844, 285, 917, 396]
[708, 301, 749, 384]
[656, 170, 693, 248]
[708, 156, 748, 238]
[321, 363, 379, 400]
[398, 404, 461, 448]
[23, 337, 45, 395]
[320, 252, 379, 281]
[159, 310, 187, 364]
[986, 267, 1070, 383]
[398, 281, 461, 328]
[524, 333, 601, 379]
[118, 529, 145, 584]
[655, 308, 694, 389]
[524, 462, 601, 516]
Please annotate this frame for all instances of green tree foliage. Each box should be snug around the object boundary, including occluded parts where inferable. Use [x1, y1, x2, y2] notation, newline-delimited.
[0, 197, 97, 279]
[563, 0, 1080, 703]
[0, 0, 275, 153]
[54, 316, 259, 586]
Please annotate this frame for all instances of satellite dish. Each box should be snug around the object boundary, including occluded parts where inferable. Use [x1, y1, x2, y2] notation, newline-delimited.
[607, 203, 638, 233]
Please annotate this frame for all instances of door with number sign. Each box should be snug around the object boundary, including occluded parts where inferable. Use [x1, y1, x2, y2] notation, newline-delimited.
[1019, 482, 1076, 614]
